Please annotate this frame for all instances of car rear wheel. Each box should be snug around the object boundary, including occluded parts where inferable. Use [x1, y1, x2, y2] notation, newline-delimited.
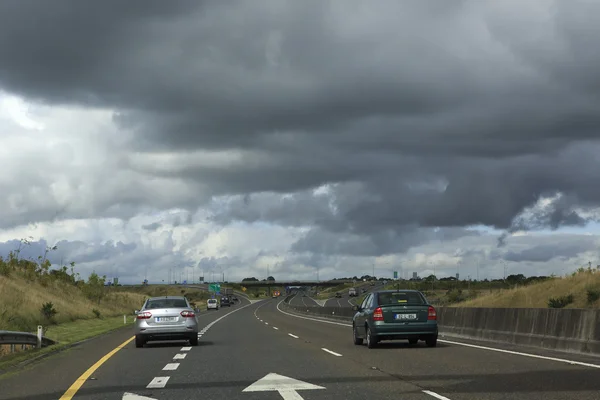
[408, 338, 418, 345]
[135, 335, 145, 348]
[353, 325, 363, 345]
[366, 326, 377, 349]
[425, 335, 437, 347]
[190, 335, 199, 346]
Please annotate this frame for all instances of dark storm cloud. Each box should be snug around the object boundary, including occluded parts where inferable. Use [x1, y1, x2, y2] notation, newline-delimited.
[503, 239, 596, 263]
[2, 0, 600, 250]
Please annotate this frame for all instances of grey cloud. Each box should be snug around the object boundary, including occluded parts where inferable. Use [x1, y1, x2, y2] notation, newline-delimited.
[1, 1, 600, 261]
[142, 222, 162, 231]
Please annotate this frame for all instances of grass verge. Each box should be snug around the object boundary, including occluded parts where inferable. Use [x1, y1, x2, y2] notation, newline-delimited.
[0, 316, 134, 375]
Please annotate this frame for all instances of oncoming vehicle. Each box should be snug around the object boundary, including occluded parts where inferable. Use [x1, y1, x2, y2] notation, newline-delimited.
[335, 292, 342, 298]
[221, 296, 231, 307]
[134, 296, 199, 348]
[207, 298, 219, 310]
[352, 290, 438, 349]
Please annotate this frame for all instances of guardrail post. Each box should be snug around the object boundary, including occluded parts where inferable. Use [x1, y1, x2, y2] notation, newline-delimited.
[36, 325, 43, 349]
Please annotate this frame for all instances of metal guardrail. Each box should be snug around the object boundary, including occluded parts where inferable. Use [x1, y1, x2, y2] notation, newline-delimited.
[0, 328, 56, 349]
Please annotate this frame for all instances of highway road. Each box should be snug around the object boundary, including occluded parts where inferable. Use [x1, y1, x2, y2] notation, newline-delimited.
[2, 297, 600, 400]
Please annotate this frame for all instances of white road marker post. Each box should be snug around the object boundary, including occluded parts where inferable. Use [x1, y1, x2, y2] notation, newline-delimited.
[36, 325, 43, 349]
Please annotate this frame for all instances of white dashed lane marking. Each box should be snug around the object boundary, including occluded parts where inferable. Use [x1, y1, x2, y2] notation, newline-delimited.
[162, 363, 180, 371]
[321, 348, 342, 357]
[273, 327, 279, 330]
[423, 390, 452, 400]
[147, 377, 170, 389]
[181, 346, 192, 351]
[288, 333, 299, 339]
[173, 353, 187, 360]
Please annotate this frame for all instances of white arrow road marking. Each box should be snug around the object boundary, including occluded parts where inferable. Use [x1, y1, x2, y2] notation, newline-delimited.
[146, 376, 169, 389]
[162, 363, 180, 371]
[243, 373, 325, 400]
[173, 353, 186, 360]
[180, 346, 192, 351]
[123, 392, 156, 399]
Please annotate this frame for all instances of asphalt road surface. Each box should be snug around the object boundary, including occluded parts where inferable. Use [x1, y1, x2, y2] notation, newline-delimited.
[2, 297, 600, 400]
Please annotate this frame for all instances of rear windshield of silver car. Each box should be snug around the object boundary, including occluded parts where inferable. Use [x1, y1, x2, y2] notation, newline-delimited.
[378, 292, 425, 306]
[145, 299, 188, 309]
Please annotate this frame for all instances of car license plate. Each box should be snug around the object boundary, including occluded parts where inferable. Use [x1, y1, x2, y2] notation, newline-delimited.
[395, 313, 417, 320]
[155, 317, 177, 322]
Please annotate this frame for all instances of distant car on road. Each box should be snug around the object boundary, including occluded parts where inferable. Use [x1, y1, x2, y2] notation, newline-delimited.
[232, 295, 238, 302]
[352, 290, 437, 349]
[134, 296, 199, 348]
[335, 292, 342, 298]
[348, 287, 357, 297]
[207, 298, 219, 310]
[221, 296, 232, 307]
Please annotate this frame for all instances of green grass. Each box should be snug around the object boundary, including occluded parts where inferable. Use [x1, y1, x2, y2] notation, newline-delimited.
[0, 316, 134, 374]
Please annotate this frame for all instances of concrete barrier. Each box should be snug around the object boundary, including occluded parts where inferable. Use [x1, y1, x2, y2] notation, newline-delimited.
[437, 307, 600, 355]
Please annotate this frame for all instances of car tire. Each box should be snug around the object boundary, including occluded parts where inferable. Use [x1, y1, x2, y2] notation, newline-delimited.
[425, 335, 438, 347]
[408, 338, 419, 345]
[353, 325, 363, 345]
[366, 326, 377, 349]
[135, 335, 145, 348]
[190, 335, 199, 346]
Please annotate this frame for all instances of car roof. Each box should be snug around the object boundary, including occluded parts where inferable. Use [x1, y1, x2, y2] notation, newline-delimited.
[374, 290, 421, 294]
[147, 296, 187, 301]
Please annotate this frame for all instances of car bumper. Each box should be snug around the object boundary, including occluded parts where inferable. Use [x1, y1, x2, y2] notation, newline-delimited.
[371, 321, 438, 340]
[135, 322, 199, 340]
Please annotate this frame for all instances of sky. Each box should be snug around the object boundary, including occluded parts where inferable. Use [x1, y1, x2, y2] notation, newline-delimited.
[1, 0, 600, 284]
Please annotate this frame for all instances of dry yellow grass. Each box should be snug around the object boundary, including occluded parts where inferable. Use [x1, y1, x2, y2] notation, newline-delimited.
[0, 274, 146, 332]
[456, 270, 600, 308]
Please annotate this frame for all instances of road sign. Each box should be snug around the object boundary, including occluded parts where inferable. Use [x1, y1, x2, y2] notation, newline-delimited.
[393, 271, 398, 279]
[242, 286, 247, 292]
[209, 283, 221, 292]
[243, 373, 325, 399]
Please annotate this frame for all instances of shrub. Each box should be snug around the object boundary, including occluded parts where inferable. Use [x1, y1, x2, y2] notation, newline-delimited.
[92, 308, 102, 318]
[40, 302, 58, 322]
[548, 294, 574, 308]
[586, 289, 600, 304]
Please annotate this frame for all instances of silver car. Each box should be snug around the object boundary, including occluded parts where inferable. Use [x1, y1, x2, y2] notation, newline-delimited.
[134, 296, 199, 348]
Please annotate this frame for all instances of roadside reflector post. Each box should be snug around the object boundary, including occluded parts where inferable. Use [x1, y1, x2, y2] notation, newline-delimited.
[124, 315, 126, 324]
[37, 325, 43, 348]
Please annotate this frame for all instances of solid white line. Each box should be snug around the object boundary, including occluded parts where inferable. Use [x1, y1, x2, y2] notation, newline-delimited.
[273, 326, 279, 330]
[173, 353, 186, 360]
[146, 376, 170, 389]
[288, 333, 299, 339]
[180, 346, 192, 351]
[276, 299, 600, 370]
[439, 339, 600, 369]
[162, 363, 180, 371]
[422, 390, 452, 400]
[321, 348, 343, 357]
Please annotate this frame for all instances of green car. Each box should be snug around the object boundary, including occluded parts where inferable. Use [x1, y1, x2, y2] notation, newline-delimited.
[352, 290, 438, 348]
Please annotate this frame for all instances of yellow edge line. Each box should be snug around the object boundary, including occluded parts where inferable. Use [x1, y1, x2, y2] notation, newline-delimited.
[59, 336, 135, 400]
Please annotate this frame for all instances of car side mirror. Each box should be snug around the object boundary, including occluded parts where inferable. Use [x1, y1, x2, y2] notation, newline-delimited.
[352, 305, 360, 311]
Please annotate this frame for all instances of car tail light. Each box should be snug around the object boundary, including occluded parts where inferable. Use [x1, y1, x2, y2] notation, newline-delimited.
[373, 307, 384, 321]
[180, 310, 195, 318]
[137, 311, 152, 319]
[428, 306, 437, 320]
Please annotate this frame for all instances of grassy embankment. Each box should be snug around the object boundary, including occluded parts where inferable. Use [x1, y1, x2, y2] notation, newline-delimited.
[455, 268, 600, 308]
[351, 268, 600, 309]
